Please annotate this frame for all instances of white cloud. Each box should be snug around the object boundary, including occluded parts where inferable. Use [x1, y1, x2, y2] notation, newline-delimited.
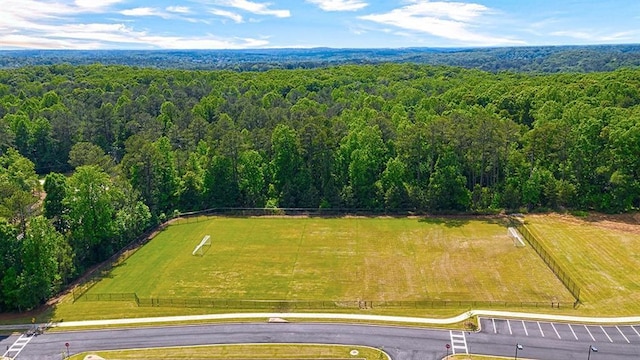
[551, 30, 636, 42]
[120, 8, 171, 18]
[45, 23, 141, 44]
[306, 0, 368, 12]
[123, 34, 270, 49]
[349, 25, 366, 35]
[166, 6, 191, 14]
[1, 0, 126, 31]
[0, 34, 103, 49]
[2, 0, 73, 26]
[120, 7, 208, 22]
[0, 0, 269, 49]
[215, 0, 290, 18]
[74, 0, 125, 11]
[359, 0, 523, 46]
[0, 20, 270, 50]
[550, 31, 591, 40]
[210, 8, 244, 23]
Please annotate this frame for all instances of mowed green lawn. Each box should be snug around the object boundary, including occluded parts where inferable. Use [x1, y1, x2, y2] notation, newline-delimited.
[525, 214, 640, 315]
[84, 217, 571, 304]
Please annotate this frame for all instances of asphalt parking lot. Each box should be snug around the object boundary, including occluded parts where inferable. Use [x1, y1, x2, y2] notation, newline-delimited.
[480, 317, 640, 344]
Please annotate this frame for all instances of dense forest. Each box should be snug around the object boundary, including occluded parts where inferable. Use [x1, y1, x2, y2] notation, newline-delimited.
[2, 45, 640, 72]
[0, 62, 639, 311]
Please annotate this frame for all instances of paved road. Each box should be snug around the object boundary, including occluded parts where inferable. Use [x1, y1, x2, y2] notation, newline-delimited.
[8, 323, 452, 360]
[4, 320, 640, 360]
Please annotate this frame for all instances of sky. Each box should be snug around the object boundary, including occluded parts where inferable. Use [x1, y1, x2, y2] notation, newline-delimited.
[1, 0, 639, 50]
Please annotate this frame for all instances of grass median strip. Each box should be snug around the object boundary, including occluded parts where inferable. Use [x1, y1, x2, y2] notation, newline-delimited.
[67, 344, 388, 360]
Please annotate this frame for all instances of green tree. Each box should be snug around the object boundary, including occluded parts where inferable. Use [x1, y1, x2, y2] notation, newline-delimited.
[153, 137, 180, 214]
[112, 178, 152, 245]
[0, 117, 14, 155]
[65, 165, 117, 267]
[380, 157, 410, 210]
[204, 155, 239, 208]
[177, 143, 207, 211]
[68, 141, 114, 172]
[0, 149, 39, 231]
[340, 124, 387, 209]
[121, 136, 156, 212]
[238, 149, 265, 207]
[121, 136, 179, 216]
[270, 124, 304, 207]
[606, 115, 640, 211]
[13, 115, 31, 159]
[426, 151, 471, 211]
[43, 172, 68, 231]
[0, 220, 19, 311]
[158, 101, 177, 134]
[28, 117, 55, 172]
[40, 90, 61, 109]
[192, 94, 224, 123]
[19, 216, 73, 309]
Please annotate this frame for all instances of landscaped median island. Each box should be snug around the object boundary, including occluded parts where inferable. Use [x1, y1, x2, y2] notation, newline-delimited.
[49, 216, 577, 323]
[67, 344, 389, 360]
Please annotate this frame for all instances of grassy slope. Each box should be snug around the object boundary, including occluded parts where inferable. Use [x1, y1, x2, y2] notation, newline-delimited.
[525, 214, 640, 315]
[49, 217, 573, 321]
[86, 217, 570, 302]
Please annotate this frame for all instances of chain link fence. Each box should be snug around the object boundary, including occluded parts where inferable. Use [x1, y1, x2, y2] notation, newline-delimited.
[512, 219, 581, 306]
[71, 223, 168, 302]
[74, 293, 563, 310]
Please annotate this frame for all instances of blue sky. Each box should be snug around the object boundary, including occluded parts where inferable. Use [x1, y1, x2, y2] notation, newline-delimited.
[2, 0, 639, 49]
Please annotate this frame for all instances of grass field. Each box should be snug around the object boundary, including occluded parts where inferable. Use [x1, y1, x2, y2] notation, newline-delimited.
[525, 213, 640, 315]
[67, 344, 387, 360]
[76, 217, 571, 304]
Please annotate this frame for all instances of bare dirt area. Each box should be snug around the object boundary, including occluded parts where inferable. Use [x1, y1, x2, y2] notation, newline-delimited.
[535, 212, 640, 234]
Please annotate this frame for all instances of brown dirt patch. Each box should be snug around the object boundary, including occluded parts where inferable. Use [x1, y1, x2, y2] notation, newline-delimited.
[530, 212, 640, 234]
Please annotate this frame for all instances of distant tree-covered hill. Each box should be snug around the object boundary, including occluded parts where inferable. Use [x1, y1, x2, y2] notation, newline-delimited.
[1, 44, 640, 72]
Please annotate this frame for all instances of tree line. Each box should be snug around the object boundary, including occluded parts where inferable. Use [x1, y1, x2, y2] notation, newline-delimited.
[0, 63, 639, 311]
[2, 45, 640, 72]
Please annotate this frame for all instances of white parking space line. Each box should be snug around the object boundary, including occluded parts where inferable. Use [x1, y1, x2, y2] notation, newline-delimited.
[492, 318, 497, 334]
[568, 324, 578, 340]
[631, 326, 640, 338]
[537, 321, 545, 337]
[616, 326, 630, 343]
[522, 321, 529, 336]
[550, 323, 561, 339]
[585, 325, 596, 342]
[600, 326, 613, 343]
[507, 319, 512, 335]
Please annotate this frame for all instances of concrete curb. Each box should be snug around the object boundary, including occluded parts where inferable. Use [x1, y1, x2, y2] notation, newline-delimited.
[32, 310, 640, 329]
[0, 324, 31, 331]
